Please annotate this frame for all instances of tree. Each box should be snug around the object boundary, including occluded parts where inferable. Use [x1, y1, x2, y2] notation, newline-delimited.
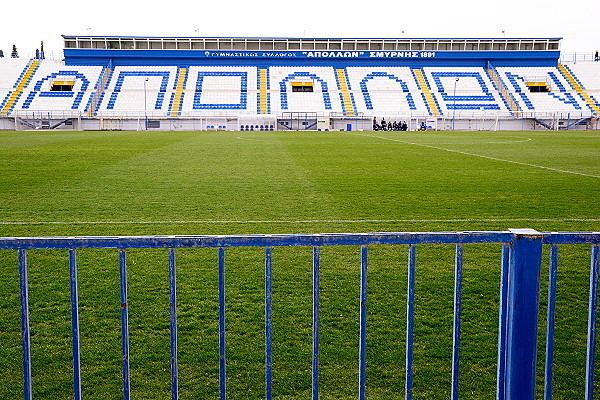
[11, 44, 18, 58]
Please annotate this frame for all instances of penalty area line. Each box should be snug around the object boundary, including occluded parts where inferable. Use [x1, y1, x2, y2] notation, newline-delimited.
[349, 133, 600, 179]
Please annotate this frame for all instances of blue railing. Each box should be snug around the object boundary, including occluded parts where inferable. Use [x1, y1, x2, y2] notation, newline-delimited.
[0, 229, 599, 400]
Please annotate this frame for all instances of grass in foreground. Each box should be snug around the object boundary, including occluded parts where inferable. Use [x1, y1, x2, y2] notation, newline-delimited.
[0, 130, 599, 399]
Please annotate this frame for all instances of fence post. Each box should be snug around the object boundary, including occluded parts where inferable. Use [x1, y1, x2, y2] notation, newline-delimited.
[503, 229, 543, 400]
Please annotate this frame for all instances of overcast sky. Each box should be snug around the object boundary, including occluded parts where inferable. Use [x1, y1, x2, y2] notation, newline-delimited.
[1, 0, 598, 58]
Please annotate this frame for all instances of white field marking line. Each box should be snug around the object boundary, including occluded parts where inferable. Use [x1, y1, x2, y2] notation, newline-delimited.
[469, 136, 532, 144]
[349, 133, 600, 179]
[363, 136, 532, 145]
[1, 218, 599, 226]
[236, 136, 269, 142]
[240, 134, 531, 145]
[406, 136, 533, 145]
[496, 136, 532, 143]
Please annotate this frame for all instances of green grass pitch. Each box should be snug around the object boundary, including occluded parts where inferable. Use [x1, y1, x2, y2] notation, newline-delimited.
[0, 130, 599, 399]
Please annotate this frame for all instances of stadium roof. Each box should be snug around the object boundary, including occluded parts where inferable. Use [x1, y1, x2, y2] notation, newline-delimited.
[62, 36, 562, 52]
[62, 35, 563, 40]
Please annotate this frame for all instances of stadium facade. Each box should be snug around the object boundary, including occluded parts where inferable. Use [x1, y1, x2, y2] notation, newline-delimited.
[0, 35, 598, 131]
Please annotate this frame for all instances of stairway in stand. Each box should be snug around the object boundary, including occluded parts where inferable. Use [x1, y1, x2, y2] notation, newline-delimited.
[335, 68, 356, 117]
[170, 67, 189, 117]
[558, 64, 600, 115]
[412, 68, 440, 117]
[1, 59, 40, 116]
[257, 67, 270, 114]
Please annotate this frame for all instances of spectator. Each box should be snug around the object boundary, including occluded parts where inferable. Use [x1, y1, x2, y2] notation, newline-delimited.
[373, 117, 380, 131]
[11, 44, 18, 58]
[0, 50, 4, 58]
[595, 50, 599, 62]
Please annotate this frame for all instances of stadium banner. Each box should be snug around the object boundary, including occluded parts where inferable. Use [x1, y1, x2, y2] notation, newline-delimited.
[64, 48, 560, 67]
[200, 50, 438, 58]
[65, 49, 560, 60]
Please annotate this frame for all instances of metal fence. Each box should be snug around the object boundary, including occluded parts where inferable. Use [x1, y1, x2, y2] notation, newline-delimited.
[560, 52, 599, 64]
[0, 229, 599, 400]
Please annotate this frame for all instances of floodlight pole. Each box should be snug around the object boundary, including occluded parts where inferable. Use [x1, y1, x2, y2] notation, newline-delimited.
[452, 78, 459, 131]
[143, 78, 149, 131]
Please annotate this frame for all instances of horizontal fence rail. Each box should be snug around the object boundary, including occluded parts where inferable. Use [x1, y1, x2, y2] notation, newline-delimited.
[0, 229, 599, 400]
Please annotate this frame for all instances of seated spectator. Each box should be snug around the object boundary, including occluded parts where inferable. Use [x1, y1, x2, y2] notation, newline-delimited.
[596, 50, 599, 62]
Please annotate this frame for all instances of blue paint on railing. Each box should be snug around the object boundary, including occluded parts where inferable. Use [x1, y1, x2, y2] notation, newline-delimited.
[2, 230, 600, 400]
[168, 248, 179, 400]
[265, 247, 273, 400]
[504, 230, 543, 400]
[312, 246, 320, 400]
[218, 247, 227, 400]
[451, 244, 463, 400]
[544, 245, 558, 400]
[358, 245, 368, 400]
[18, 249, 32, 400]
[406, 244, 416, 400]
[119, 249, 131, 400]
[496, 244, 510, 400]
[585, 245, 600, 400]
[69, 249, 82, 400]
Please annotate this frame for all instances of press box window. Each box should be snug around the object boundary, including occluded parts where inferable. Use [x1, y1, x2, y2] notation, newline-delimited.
[291, 81, 314, 92]
[51, 80, 75, 91]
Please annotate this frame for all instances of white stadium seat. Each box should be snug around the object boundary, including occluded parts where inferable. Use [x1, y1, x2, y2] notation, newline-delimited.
[346, 67, 429, 116]
[496, 67, 590, 115]
[1, 57, 598, 119]
[97, 66, 177, 117]
[269, 67, 342, 114]
[423, 67, 511, 117]
[13, 60, 102, 113]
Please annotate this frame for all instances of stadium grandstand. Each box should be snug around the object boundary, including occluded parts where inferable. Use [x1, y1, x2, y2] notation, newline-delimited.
[1, 31, 600, 400]
[0, 35, 599, 131]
